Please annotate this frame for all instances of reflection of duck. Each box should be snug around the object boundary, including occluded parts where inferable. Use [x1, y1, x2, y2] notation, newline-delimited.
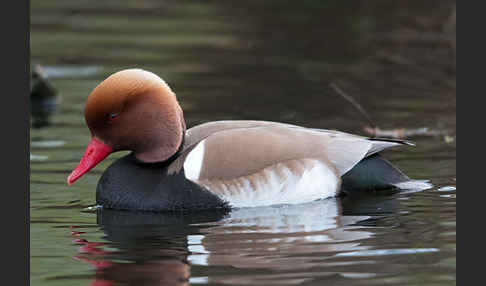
[30, 65, 59, 128]
[73, 209, 227, 286]
[195, 200, 373, 272]
[73, 198, 396, 285]
[67, 69, 428, 211]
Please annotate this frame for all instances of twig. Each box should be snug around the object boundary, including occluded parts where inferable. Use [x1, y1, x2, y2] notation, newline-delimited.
[329, 82, 376, 129]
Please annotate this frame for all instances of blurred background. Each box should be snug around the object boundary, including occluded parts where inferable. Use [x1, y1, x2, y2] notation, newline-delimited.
[30, 0, 456, 132]
[30, 1, 456, 285]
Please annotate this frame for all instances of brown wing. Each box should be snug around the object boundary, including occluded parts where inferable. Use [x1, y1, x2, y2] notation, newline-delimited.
[169, 120, 406, 178]
[182, 124, 375, 180]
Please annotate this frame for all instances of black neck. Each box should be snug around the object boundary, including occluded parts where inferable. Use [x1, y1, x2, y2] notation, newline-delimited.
[130, 133, 185, 168]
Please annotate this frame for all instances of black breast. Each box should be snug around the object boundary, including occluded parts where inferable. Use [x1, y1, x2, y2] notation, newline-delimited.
[96, 153, 229, 212]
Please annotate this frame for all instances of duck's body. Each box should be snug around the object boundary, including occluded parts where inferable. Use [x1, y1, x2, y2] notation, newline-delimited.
[96, 120, 411, 211]
[68, 69, 422, 212]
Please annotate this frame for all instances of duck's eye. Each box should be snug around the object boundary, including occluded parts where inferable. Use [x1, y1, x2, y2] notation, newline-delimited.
[108, 113, 119, 122]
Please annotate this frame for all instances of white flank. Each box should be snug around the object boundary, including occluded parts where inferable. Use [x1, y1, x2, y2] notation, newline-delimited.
[196, 159, 340, 208]
[184, 140, 206, 180]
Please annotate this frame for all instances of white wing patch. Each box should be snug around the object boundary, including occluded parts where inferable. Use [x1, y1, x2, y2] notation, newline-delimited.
[193, 158, 340, 208]
[184, 140, 206, 180]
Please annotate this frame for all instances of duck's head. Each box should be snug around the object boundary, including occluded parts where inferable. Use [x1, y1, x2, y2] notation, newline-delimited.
[67, 69, 185, 185]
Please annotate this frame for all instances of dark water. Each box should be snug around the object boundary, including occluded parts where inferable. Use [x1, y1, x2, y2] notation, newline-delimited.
[30, 1, 456, 285]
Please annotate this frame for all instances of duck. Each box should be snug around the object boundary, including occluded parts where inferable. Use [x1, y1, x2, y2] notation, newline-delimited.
[67, 69, 425, 212]
[31, 64, 59, 128]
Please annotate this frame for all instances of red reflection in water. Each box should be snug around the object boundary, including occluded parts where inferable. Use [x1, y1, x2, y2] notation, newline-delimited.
[70, 226, 190, 286]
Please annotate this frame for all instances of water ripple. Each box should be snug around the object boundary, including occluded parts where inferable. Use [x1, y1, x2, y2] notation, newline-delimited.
[335, 248, 439, 257]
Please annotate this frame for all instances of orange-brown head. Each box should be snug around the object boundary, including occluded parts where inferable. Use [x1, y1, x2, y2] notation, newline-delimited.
[67, 69, 186, 185]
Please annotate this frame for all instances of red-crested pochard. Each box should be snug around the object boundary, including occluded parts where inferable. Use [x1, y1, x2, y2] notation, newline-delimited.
[68, 69, 426, 211]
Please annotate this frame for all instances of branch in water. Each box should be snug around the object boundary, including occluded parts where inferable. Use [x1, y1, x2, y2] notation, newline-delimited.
[363, 126, 445, 139]
[329, 82, 451, 140]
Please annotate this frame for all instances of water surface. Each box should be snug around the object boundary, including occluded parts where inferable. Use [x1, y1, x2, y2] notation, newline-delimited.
[30, 1, 456, 285]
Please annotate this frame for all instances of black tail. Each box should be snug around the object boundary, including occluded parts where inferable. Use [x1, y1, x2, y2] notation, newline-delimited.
[367, 137, 416, 146]
[341, 154, 410, 194]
